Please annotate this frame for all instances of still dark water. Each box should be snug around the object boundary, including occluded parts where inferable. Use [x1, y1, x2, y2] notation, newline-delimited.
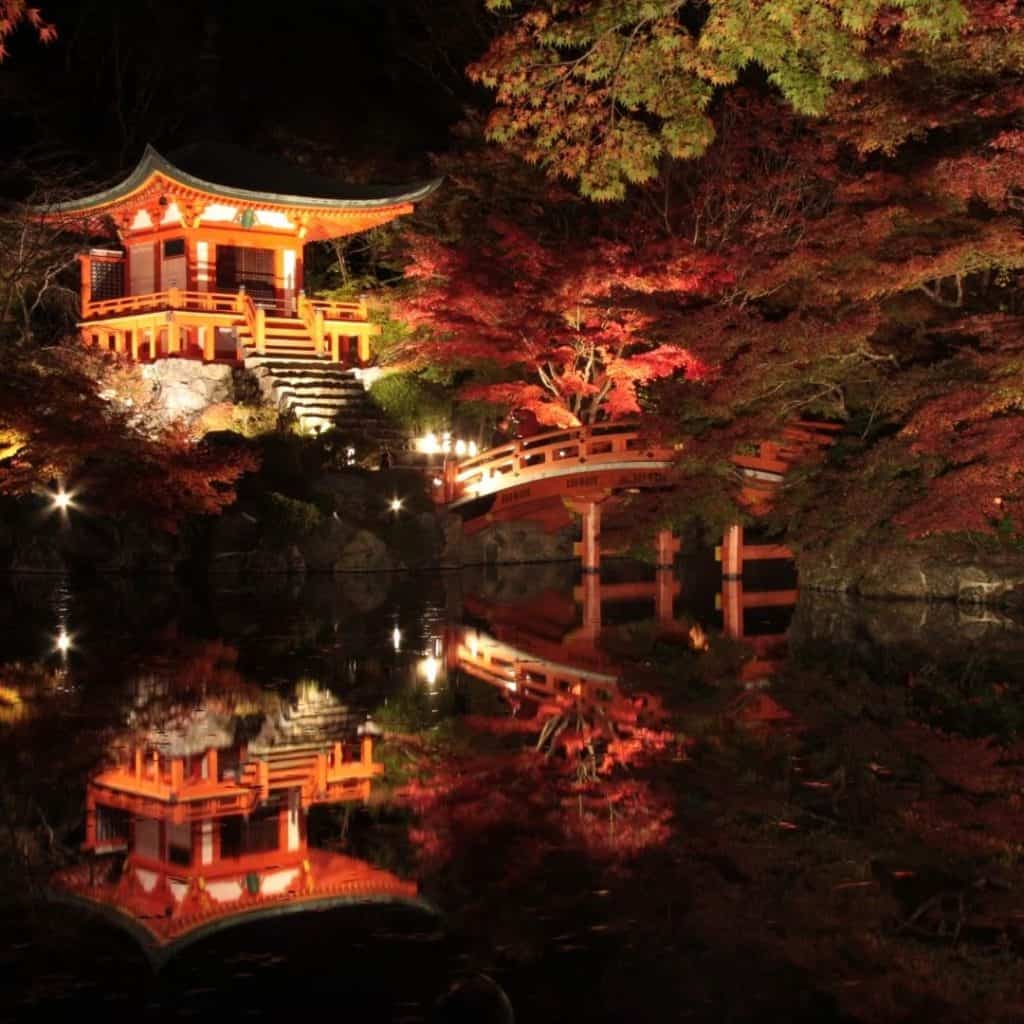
[2, 560, 1024, 1023]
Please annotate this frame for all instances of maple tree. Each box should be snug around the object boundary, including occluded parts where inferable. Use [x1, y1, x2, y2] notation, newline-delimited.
[0, 1, 54, 62]
[393, 212, 721, 427]
[0, 347, 259, 531]
[445, 2, 1024, 544]
[470, 0, 966, 200]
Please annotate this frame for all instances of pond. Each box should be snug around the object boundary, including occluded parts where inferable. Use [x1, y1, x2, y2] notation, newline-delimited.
[2, 558, 1024, 1023]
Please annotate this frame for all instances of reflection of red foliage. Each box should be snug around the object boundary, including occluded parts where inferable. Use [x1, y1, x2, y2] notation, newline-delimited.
[396, 731, 677, 872]
[729, 691, 798, 732]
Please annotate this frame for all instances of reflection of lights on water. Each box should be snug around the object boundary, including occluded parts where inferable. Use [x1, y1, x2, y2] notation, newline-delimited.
[392, 626, 402, 652]
[420, 655, 440, 686]
[432, 637, 442, 658]
[688, 623, 709, 651]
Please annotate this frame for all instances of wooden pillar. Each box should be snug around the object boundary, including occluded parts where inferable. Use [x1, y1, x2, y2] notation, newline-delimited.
[277, 802, 290, 852]
[170, 757, 184, 793]
[315, 752, 328, 794]
[314, 309, 325, 356]
[655, 568, 675, 625]
[273, 248, 284, 312]
[330, 331, 340, 363]
[147, 326, 157, 361]
[79, 253, 92, 316]
[357, 334, 370, 365]
[656, 528, 679, 568]
[580, 501, 601, 573]
[579, 571, 602, 639]
[721, 578, 744, 639]
[133, 747, 143, 779]
[332, 741, 343, 768]
[722, 524, 744, 579]
[258, 759, 270, 801]
[360, 735, 374, 766]
[85, 789, 97, 847]
[205, 748, 218, 782]
[255, 307, 266, 354]
[201, 326, 215, 362]
[167, 315, 181, 355]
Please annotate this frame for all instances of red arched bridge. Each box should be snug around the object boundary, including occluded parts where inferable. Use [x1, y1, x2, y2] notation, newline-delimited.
[434, 417, 842, 576]
[435, 422, 676, 532]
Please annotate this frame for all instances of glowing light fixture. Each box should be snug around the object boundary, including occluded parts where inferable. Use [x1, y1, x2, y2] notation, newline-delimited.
[55, 630, 72, 654]
[392, 626, 402, 652]
[51, 488, 74, 512]
[389, 497, 404, 513]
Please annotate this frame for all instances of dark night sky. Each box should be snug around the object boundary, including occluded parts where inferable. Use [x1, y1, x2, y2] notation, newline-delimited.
[1, 0, 489, 192]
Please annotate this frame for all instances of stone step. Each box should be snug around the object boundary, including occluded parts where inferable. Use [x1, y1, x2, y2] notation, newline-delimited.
[245, 355, 339, 369]
[261, 341, 318, 351]
[274, 385, 366, 399]
[273, 377, 364, 389]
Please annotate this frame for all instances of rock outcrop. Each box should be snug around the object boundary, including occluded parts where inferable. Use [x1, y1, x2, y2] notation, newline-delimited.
[798, 543, 1024, 608]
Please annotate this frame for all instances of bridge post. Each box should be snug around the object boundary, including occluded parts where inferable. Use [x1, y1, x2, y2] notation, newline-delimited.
[579, 571, 602, 639]
[722, 524, 744, 579]
[655, 568, 675, 625]
[580, 501, 601, 573]
[655, 528, 679, 568]
[721, 578, 744, 639]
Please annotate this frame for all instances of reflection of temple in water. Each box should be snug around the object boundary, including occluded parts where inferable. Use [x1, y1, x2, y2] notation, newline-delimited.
[52, 684, 418, 956]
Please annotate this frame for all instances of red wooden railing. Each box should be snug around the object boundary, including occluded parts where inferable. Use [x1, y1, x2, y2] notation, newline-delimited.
[82, 288, 244, 319]
[440, 422, 675, 506]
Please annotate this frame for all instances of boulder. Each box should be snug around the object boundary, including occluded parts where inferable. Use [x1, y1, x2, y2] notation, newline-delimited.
[334, 529, 397, 573]
[244, 544, 305, 575]
[299, 516, 358, 572]
[210, 509, 262, 556]
[311, 471, 375, 519]
[10, 537, 67, 574]
[142, 358, 235, 417]
[798, 543, 1024, 608]
[458, 521, 574, 566]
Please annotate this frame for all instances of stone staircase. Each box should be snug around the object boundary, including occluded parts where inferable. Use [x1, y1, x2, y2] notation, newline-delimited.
[251, 685, 359, 751]
[238, 314, 401, 438]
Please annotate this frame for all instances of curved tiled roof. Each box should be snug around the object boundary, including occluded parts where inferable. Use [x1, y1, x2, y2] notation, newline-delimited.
[47, 142, 442, 214]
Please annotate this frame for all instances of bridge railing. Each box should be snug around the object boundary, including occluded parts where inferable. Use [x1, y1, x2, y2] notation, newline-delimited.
[442, 422, 674, 504]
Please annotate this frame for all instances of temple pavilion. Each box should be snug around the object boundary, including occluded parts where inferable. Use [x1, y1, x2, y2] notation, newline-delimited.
[47, 143, 440, 368]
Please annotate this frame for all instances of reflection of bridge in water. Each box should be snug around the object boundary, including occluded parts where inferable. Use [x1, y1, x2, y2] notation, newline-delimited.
[449, 548, 802, 740]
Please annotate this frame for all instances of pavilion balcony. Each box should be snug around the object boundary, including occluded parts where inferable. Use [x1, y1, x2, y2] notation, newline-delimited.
[79, 279, 378, 365]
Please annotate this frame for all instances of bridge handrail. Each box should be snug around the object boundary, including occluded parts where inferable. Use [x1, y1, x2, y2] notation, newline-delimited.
[444, 421, 673, 504]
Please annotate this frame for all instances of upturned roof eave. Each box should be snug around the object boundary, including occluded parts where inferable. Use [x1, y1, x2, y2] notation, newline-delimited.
[38, 145, 443, 217]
